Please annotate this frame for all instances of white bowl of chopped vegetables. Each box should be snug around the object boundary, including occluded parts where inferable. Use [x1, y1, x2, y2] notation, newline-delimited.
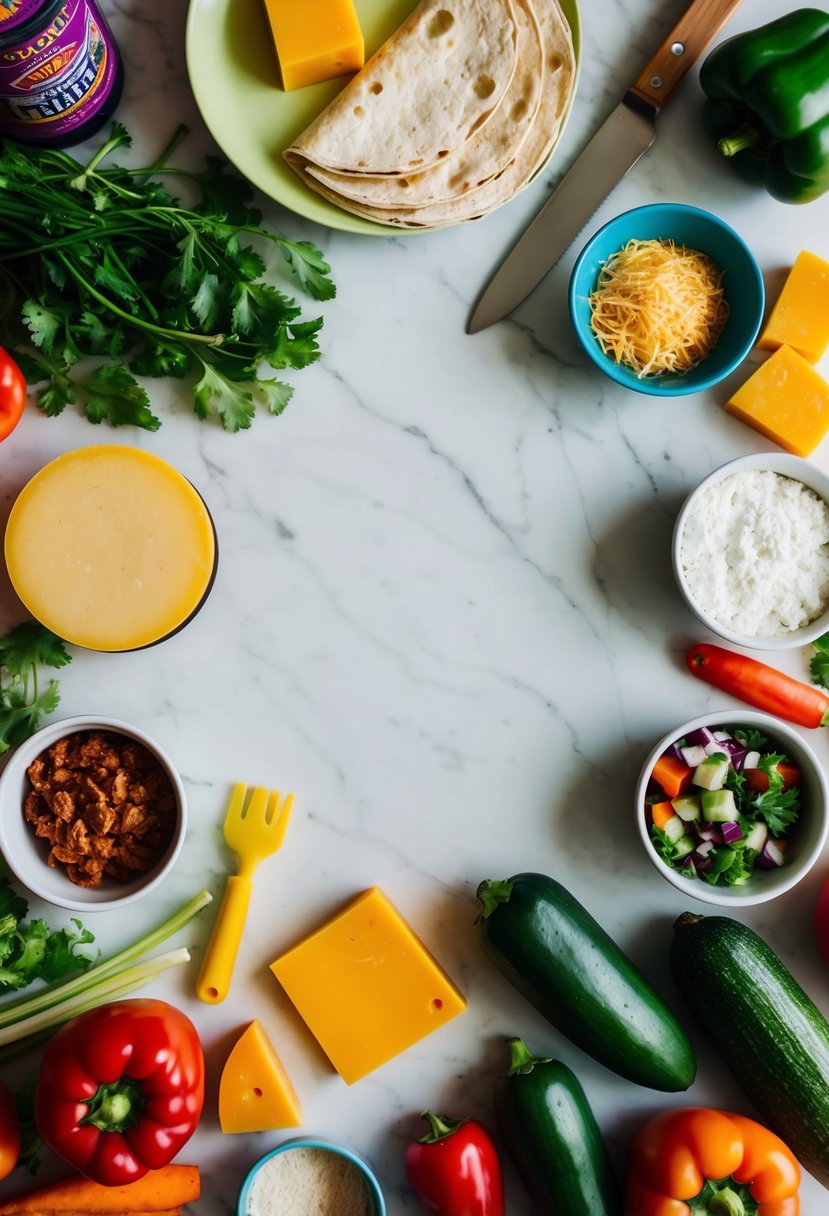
[672, 452, 829, 650]
[636, 711, 828, 905]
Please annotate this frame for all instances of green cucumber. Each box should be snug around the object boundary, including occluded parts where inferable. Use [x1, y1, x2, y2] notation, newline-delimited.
[476, 873, 696, 1091]
[494, 1038, 622, 1216]
[671, 912, 829, 1187]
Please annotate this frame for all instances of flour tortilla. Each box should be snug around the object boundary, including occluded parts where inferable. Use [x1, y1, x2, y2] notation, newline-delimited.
[303, 0, 543, 210]
[283, 0, 575, 230]
[284, 0, 518, 177]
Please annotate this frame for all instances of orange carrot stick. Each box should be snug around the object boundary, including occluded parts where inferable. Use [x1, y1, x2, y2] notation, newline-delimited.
[0, 1166, 199, 1213]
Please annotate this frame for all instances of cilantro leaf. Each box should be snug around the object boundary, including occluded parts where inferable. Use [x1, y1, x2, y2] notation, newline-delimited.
[756, 787, 800, 836]
[0, 873, 93, 991]
[79, 365, 161, 430]
[279, 239, 337, 301]
[0, 623, 71, 753]
[0, 623, 70, 677]
[264, 318, 323, 369]
[810, 633, 829, 690]
[194, 360, 255, 432]
[254, 378, 293, 417]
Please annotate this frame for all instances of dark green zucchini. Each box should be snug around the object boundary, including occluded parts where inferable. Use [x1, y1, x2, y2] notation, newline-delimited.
[476, 873, 696, 1091]
[494, 1038, 622, 1216]
[671, 912, 829, 1187]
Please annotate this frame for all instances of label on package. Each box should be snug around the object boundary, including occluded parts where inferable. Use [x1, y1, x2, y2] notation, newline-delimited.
[0, 0, 119, 139]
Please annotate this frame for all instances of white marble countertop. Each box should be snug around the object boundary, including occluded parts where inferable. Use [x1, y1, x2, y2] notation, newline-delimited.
[2, 0, 829, 1212]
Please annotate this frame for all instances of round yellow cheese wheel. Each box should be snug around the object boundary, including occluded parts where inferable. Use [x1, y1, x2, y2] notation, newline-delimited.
[5, 445, 217, 652]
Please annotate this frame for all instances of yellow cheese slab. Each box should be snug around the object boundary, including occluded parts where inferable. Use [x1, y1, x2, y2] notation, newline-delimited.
[219, 1019, 302, 1134]
[759, 250, 829, 364]
[4, 445, 216, 652]
[262, 0, 364, 91]
[270, 887, 467, 1084]
[726, 345, 829, 457]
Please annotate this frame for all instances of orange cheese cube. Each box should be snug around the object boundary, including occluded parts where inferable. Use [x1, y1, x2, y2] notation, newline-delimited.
[262, 0, 364, 91]
[725, 345, 829, 457]
[270, 887, 467, 1084]
[219, 1020, 302, 1134]
[758, 250, 829, 364]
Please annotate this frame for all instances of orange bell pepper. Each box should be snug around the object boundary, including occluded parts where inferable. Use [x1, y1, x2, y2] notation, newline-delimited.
[626, 1108, 800, 1216]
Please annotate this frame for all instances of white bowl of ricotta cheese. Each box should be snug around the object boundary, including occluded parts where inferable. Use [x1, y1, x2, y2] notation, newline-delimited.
[673, 453, 829, 650]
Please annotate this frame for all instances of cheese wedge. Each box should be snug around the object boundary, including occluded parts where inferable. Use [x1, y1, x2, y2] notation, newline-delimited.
[270, 887, 466, 1085]
[758, 250, 829, 364]
[262, 0, 364, 91]
[726, 345, 829, 457]
[4, 445, 216, 652]
[219, 1020, 302, 1134]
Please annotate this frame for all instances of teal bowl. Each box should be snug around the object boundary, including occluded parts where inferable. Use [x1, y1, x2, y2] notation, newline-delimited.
[568, 203, 764, 396]
[237, 1139, 386, 1216]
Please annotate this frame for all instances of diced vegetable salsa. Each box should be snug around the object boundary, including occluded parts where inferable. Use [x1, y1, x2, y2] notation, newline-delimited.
[646, 725, 801, 886]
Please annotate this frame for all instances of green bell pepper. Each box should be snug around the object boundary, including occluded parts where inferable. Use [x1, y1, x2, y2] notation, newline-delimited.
[699, 8, 829, 203]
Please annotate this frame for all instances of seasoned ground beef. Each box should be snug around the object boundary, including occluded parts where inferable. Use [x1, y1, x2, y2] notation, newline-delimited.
[24, 730, 176, 888]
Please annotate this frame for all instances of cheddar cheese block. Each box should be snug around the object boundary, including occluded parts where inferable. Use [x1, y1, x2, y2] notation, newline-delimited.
[270, 887, 467, 1084]
[758, 250, 829, 364]
[219, 1020, 302, 1133]
[4, 446, 216, 652]
[726, 345, 829, 457]
[262, 0, 364, 91]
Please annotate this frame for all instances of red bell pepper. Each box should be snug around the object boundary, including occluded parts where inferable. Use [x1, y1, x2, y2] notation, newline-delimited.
[404, 1111, 505, 1216]
[0, 1080, 20, 1181]
[34, 998, 204, 1187]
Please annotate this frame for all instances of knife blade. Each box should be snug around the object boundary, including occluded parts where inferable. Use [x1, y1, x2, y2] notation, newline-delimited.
[467, 0, 744, 334]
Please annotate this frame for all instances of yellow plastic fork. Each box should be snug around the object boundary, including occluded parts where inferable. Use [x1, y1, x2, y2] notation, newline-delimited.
[196, 783, 293, 1005]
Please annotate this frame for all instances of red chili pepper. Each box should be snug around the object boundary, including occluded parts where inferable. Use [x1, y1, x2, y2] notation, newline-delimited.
[0, 347, 26, 442]
[815, 872, 829, 968]
[35, 998, 204, 1187]
[404, 1111, 505, 1216]
[686, 642, 829, 728]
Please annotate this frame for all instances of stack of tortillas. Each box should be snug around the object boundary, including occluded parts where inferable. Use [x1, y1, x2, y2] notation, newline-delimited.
[283, 0, 575, 228]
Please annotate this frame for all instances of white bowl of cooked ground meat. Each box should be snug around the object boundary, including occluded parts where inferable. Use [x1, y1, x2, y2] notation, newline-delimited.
[0, 716, 187, 912]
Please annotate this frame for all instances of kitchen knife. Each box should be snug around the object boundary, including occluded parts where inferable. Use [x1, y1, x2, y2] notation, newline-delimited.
[467, 0, 744, 334]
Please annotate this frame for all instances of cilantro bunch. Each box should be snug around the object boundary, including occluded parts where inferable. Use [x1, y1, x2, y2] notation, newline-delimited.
[0, 124, 335, 433]
[0, 623, 70, 754]
[0, 864, 93, 991]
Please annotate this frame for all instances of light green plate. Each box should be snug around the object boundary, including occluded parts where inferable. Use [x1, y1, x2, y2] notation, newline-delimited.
[185, 0, 581, 236]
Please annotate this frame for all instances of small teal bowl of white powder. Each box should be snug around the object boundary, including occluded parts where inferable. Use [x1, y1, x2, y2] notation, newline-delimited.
[239, 1139, 386, 1216]
[673, 453, 829, 650]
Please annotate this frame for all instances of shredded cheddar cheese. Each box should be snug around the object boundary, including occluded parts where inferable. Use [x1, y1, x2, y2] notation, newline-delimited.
[588, 239, 730, 378]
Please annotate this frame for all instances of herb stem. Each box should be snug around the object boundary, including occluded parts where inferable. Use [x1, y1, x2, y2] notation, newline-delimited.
[54, 249, 226, 346]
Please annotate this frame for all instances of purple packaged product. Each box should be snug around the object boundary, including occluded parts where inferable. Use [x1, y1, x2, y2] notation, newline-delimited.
[0, 0, 123, 145]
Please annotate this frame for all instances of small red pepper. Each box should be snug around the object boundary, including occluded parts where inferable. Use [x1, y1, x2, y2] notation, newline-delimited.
[404, 1111, 505, 1216]
[35, 999, 204, 1187]
[686, 642, 829, 728]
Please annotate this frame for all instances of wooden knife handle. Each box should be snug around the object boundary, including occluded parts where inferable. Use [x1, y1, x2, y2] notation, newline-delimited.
[629, 0, 743, 112]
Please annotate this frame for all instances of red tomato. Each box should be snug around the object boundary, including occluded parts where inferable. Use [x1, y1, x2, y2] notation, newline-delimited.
[815, 872, 829, 969]
[0, 1080, 20, 1180]
[0, 346, 27, 442]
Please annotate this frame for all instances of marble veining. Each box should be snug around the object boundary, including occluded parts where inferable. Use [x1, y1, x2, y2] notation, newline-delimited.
[1, 0, 828, 1213]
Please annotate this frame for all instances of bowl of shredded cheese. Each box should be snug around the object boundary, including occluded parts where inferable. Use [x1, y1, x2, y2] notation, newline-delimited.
[568, 203, 764, 395]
